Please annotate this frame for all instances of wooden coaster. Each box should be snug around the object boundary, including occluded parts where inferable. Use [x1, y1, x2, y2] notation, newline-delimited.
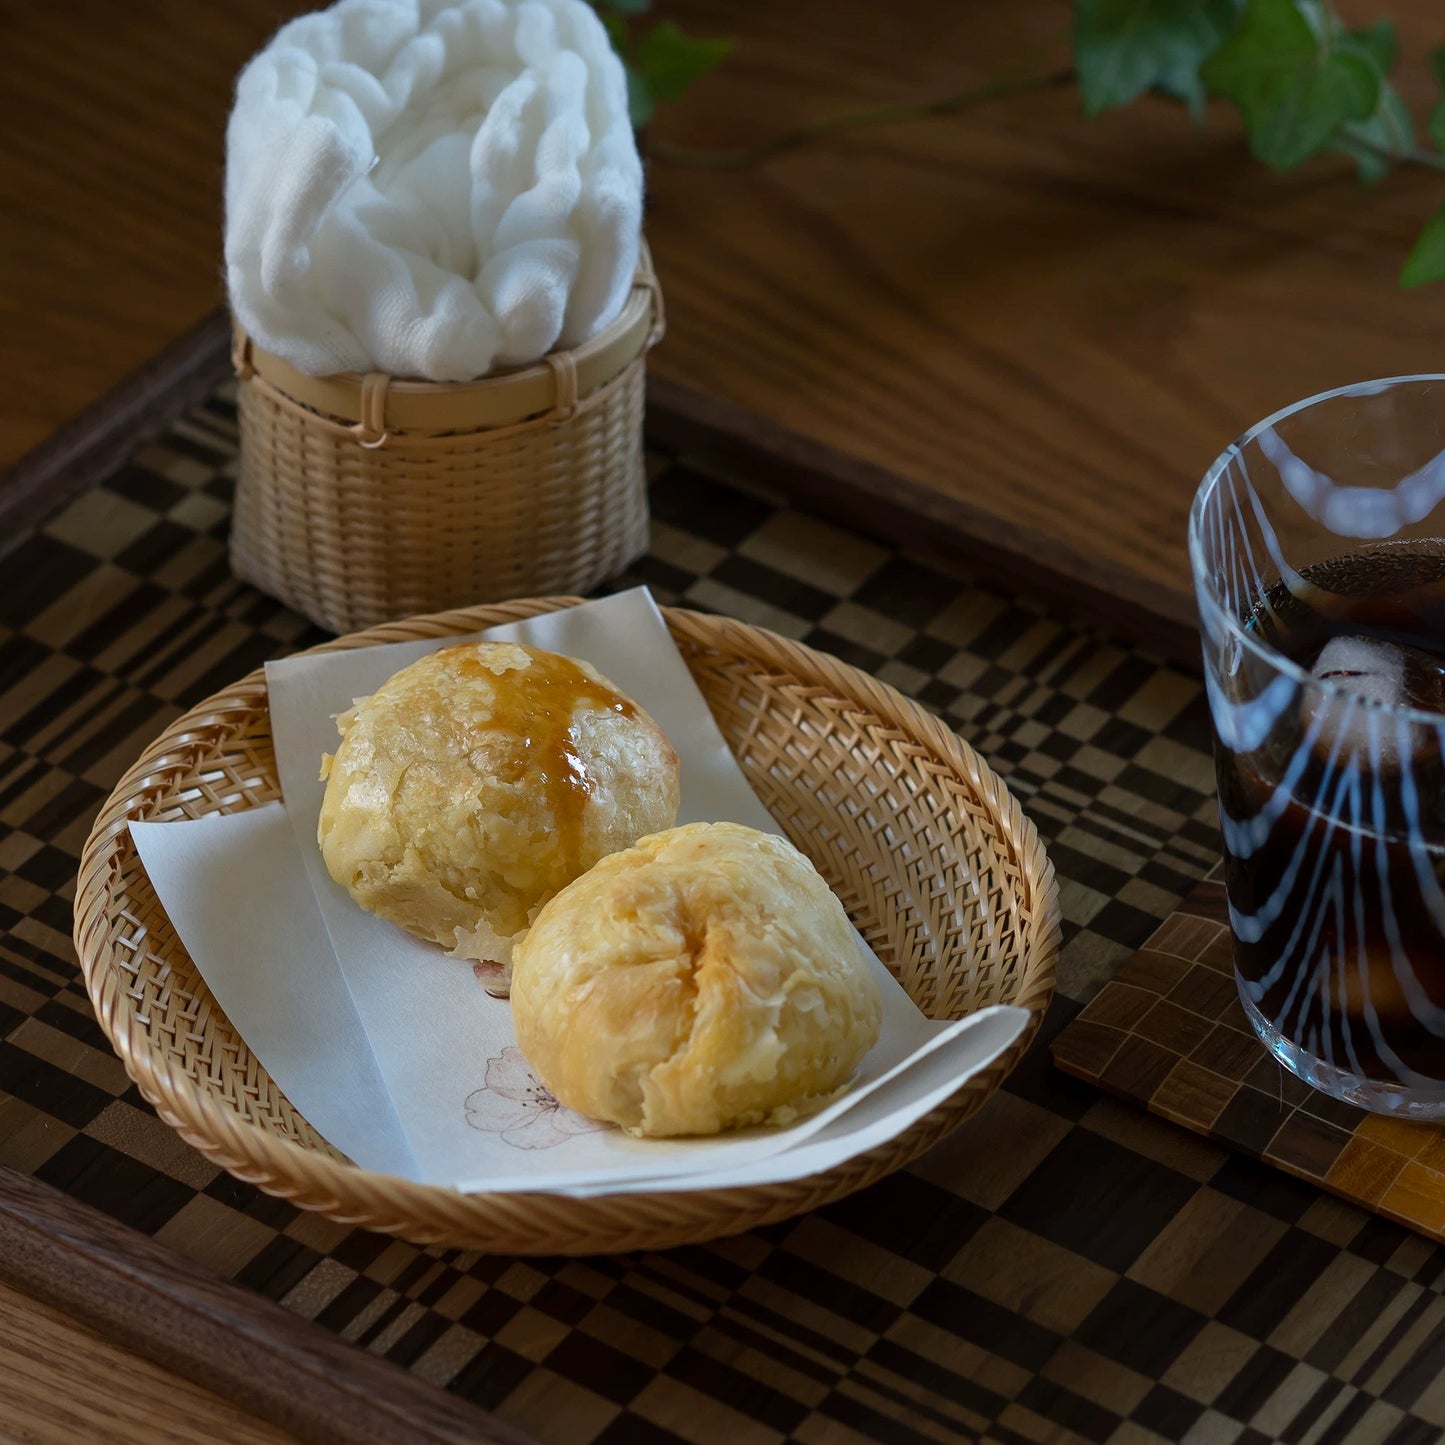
[1051, 875, 1445, 1240]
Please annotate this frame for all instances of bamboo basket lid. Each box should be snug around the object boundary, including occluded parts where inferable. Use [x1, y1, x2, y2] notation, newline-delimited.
[74, 600, 1058, 1254]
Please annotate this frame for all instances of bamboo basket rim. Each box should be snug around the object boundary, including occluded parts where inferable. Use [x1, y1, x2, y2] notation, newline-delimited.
[74, 600, 1060, 1254]
[232, 243, 662, 441]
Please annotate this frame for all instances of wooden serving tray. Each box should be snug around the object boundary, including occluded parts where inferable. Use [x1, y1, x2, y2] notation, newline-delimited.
[1051, 876, 1445, 1241]
[0, 1165, 526, 1444]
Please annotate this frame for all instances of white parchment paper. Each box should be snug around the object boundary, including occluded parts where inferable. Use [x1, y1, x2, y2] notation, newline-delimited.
[131, 589, 1026, 1195]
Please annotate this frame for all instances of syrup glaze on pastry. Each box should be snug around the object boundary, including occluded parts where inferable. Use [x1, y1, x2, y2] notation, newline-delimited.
[511, 821, 883, 1137]
[318, 641, 680, 963]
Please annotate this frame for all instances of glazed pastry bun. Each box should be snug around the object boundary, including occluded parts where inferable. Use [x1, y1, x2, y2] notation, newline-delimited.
[511, 821, 883, 1137]
[317, 641, 679, 963]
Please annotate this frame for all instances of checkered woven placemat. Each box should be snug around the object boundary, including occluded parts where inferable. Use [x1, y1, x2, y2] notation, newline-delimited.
[1053, 877, 1445, 1247]
[3, 384, 1444, 1444]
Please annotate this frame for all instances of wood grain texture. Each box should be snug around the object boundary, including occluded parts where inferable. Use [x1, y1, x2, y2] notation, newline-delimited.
[0, 312, 231, 553]
[12, 373, 1445, 1445]
[0, 1279, 298, 1445]
[6, 0, 1444, 649]
[0, 1166, 535, 1445]
[1052, 878, 1445, 1244]
[644, 0, 1445, 638]
[645, 371, 1199, 662]
[0, 0, 309, 467]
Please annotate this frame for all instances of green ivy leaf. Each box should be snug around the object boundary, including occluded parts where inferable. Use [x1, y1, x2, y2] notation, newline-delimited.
[1429, 46, 1445, 153]
[593, 0, 651, 14]
[628, 20, 733, 127]
[1075, 0, 1239, 118]
[1337, 19, 1397, 76]
[626, 69, 654, 128]
[1153, 56, 1220, 119]
[1201, 0, 1380, 170]
[1334, 86, 1415, 184]
[1429, 100, 1445, 153]
[1327, 21, 1411, 185]
[1402, 199, 1445, 287]
[602, 14, 631, 57]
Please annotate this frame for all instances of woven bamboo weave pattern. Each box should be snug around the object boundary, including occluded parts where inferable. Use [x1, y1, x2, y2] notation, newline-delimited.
[74, 600, 1058, 1255]
[230, 268, 660, 636]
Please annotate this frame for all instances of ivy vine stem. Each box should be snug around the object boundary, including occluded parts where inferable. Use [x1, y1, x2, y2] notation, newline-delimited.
[649, 69, 1445, 188]
[648, 68, 1077, 170]
[639, 0, 1445, 287]
[1357, 140, 1445, 175]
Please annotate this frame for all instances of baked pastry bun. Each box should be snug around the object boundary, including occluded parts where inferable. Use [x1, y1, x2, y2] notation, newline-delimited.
[511, 821, 883, 1137]
[318, 641, 679, 962]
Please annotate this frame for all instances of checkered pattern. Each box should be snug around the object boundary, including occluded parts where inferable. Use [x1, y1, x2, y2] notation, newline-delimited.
[2, 383, 1441, 1443]
[1056, 877, 1445, 1248]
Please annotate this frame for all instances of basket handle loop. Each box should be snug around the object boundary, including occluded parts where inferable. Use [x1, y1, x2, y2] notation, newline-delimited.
[354, 372, 391, 449]
[545, 351, 579, 425]
[231, 328, 255, 381]
[637, 268, 666, 350]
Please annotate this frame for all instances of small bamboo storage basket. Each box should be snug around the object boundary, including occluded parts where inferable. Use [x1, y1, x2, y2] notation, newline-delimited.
[230, 258, 663, 634]
[75, 601, 1059, 1255]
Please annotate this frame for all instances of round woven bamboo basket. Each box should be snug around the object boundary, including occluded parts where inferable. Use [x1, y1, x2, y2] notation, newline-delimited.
[230, 257, 663, 635]
[74, 600, 1059, 1255]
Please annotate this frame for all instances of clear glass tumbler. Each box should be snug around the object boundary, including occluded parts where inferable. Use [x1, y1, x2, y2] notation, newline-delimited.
[1190, 375, 1445, 1118]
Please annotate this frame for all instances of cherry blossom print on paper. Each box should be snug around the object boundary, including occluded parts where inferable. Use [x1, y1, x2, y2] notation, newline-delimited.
[463, 1047, 614, 1150]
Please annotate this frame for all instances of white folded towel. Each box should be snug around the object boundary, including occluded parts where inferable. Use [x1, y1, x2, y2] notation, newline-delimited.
[225, 0, 643, 381]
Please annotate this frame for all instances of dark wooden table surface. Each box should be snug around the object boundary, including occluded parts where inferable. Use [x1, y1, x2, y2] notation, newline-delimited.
[0, 1166, 526, 1444]
[644, 0, 1445, 648]
[6, 0, 1444, 657]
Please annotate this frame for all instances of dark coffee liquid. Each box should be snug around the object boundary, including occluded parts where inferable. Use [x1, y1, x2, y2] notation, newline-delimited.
[1219, 544, 1445, 1084]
